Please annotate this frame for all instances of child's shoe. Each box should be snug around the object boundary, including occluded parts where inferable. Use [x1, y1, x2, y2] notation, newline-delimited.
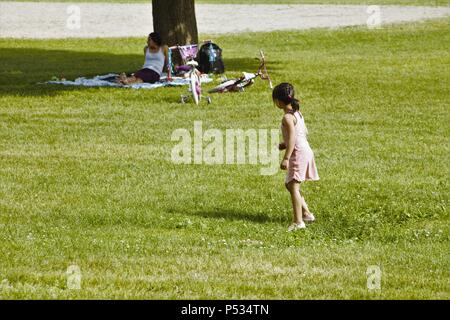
[287, 221, 306, 232]
[303, 213, 315, 222]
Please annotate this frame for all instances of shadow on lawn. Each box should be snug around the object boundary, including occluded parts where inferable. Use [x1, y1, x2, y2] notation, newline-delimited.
[224, 57, 282, 73]
[180, 209, 285, 224]
[0, 48, 282, 97]
[0, 47, 141, 97]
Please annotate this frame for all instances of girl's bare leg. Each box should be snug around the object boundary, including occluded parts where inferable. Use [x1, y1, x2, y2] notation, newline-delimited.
[116, 73, 127, 83]
[300, 196, 314, 219]
[120, 76, 143, 85]
[286, 181, 303, 224]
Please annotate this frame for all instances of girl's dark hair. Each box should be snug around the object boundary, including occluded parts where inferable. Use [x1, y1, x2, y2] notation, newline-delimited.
[148, 32, 162, 46]
[272, 82, 300, 111]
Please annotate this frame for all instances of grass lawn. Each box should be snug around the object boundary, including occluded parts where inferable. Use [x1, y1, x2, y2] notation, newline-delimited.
[1, 0, 449, 7]
[0, 19, 449, 299]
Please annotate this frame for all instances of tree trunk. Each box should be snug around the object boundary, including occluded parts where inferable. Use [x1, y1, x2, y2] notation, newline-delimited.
[152, 0, 198, 47]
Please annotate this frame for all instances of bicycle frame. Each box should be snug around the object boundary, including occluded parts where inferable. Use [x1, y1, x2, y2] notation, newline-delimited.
[180, 61, 211, 105]
[208, 50, 272, 93]
[257, 50, 273, 89]
[189, 63, 201, 105]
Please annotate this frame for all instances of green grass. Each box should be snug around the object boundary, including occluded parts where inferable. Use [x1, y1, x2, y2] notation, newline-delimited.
[0, 19, 449, 299]
[1, 0, 449, 7]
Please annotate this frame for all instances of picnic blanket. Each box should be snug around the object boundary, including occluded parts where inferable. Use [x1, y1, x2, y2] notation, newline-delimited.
[46, 73, 213, 89]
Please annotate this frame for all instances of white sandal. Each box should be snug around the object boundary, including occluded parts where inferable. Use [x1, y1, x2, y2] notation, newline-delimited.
[287, 221, 306, 232]
[303, 213, 315, 222]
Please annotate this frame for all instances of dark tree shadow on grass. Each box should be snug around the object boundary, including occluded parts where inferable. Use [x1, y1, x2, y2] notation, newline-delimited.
[0, 48, 142, 97]
[0, 48, 282, 97]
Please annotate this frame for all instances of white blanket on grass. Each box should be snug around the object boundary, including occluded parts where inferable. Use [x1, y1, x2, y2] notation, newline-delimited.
[46, 73, 212, 89]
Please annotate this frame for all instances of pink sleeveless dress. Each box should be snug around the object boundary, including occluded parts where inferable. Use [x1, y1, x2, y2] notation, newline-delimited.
[281, 111, 319, 184]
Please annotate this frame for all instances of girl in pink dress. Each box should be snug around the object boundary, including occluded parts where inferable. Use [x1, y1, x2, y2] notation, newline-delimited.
[273, 83, 319, 232]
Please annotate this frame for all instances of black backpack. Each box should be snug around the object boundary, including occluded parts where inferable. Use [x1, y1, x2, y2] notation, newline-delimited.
[197, 42, 225, 74]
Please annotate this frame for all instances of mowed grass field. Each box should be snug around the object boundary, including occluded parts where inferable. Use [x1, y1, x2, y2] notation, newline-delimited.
[0, 19, 449, 299]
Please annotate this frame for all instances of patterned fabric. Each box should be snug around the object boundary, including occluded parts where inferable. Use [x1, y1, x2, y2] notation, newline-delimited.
[178, 45, 198, 62]
[46, 73, 212, 90]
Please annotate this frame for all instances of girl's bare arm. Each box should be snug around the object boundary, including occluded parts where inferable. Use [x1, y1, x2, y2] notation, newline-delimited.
[282, 114, 296, 160]
[163, 45, 169, 68]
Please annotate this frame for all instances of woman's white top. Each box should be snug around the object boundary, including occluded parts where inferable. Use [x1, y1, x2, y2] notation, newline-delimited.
[142, 47, 165, 76]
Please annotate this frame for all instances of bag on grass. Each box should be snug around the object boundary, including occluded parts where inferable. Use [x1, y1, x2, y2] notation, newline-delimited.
[197, 42, 225, 74]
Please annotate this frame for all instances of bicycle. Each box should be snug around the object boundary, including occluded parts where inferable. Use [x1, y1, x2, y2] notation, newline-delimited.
[180, 60, 212, 105]
[208, 50, 272, 94]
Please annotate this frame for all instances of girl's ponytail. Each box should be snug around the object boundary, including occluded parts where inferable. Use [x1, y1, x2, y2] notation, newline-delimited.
[291, 98, 300, 111]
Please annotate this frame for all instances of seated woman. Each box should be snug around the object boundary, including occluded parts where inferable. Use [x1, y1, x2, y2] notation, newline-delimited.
[117, 32, 168, 85]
